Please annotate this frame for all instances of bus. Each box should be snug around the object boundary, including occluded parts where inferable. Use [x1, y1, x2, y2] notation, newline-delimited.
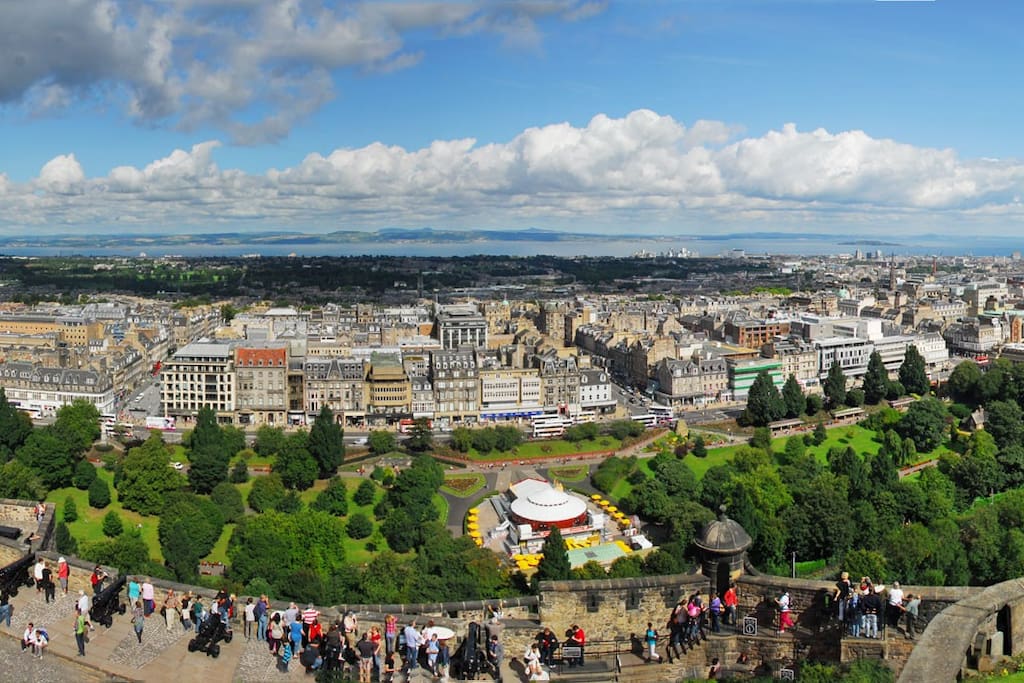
[399, 418, 432, 434]
[648, 404, 673, 419]
[632, 414, 658, 428]
[532, 415, 572, 439]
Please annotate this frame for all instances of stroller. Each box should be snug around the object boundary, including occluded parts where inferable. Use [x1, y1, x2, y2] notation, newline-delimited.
[451, 621, 489, 680]
[187, 613, 233, 658]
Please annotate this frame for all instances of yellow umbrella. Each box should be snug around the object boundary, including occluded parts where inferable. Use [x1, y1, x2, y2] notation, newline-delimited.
[468, 522, 479, 529]
[590, 494, 602, 500]
[607, 506, 618, 513]
[469, 508, 479, 514]
[598, 499, 610, 506]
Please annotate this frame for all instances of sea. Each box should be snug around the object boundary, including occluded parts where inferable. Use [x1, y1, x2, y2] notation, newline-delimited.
[3, 233, 1023, 259]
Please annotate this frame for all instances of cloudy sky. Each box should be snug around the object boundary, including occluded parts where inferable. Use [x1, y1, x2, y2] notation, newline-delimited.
[2, 0, 1024, 240]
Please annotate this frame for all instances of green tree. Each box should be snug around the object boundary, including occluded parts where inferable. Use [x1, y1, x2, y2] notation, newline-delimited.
[88, 476, 111, 509]
[368, 430, 396, 455]
[805, 393, 824, 416]
[63, 495, 78, 523]
[782, 472, 854, 560]
[845, 388, 865, 407]
[72, 459, 97, 490]
[229, 459, 249, 483]
[494, 425, 525, 451]
[55, 521, 78, 555]
[0, 460, 46, 500]
[310, 476, 350, 516]
[781, 374, 806, 419]
[80, 529, 153, 576]
[0, 388, 33, 461]
[471, 428, 498, 453]
[102, 510, 124, 537]
[353, 479, 377, 507]
[535, 527, 571, 583]
[346, 512, 373, 539]
[254, 425, 287, 459]
[750, 427, 772, 450]
[405, 417, 434, 452]
[983, 400, 1024, 450]
[248, 473, 286, 513]
[53, 400, 101, 454]
[308, 405, 345, 478]
[899, 344, 930, 396]
[211, 481, 245, 523]
[16, 426, 78, 489]
[117, 433, 185, 515]
[275, 432, 318, 490]
[188, 406, 230, 494]
[948, 360, 983, 406]
[692, 435, 707, 458]
[159, 492, 224, 581]
[449, 427, 473, 453]
[275, 490, 303, 513]
[743, 370, 784, 427]
[898, 397, 947, 452]
[862, 351, 889, 405]
[813, 421, 828, 445]
[824, 362, 847, 408]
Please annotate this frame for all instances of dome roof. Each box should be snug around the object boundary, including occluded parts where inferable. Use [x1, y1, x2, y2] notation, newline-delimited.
[509, 481, 588, 524]
[694, 507, 752, 555]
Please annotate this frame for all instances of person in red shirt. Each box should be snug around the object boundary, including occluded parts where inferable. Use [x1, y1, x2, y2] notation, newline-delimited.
[570, 624, 585, 667]
[723, 584, 738, 627]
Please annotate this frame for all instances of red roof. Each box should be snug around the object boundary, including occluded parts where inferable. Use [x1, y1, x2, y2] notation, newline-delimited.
[235, 347, 286, 367]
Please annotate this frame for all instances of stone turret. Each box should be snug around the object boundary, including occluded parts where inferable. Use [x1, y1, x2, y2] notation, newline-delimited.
[694, 505, 752, 596]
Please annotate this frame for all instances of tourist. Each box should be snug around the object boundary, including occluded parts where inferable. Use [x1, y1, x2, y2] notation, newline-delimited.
[192, 595, 205, 633]
[290, 615, 304, 658]
[437, 638, 451, 682]
[269, 612, 285, 655]
[403, 620, 422, 671]
[888, 582, 905, 629]
[862, 587, 881, 639]
[368, 625, 383, 672]
[569, 624, 585, 667]
[302, 602, 320, 647]
[180, 592, 193, 631]
[90, 565, 107, 595]
[57, 557, 69, 595]
[709, 592, 723, 633]
[22, 622, 35, 652]
[537, 626, 558, 666]
[283, 601, 299, 629]
[723, 584, 738, 627]
[0, 590, 12, 628]
[834, 571, 852, 623]
[708, 656, 721, 679]
[40, 560, 54, 604]
[32, 627, 48, 658]
[644, 621, 661, 662]
[425, 632, 440, 674]
[255, 595, 269, 642]
[384, 614, 398, 655]
[33, 557, 45, 592]
[356, 632, 378, 683]
[667, 599, 686, 661]
[77, 589, 90, 616]
[380, 653, 397, 683]
[300, 641, 323, 674]
[163, 589, 180, 632]
[523, 642, 543, 677]
[141, 578, 155, 616]
[127, 576, 140, 607]
[132, 600, 145, 643]
[903, 593, 921, 640]
[323, 623, 343, 671]
[74, 607, 93, 657]
[488, 634, 504, 677]
[278, 640, 293, 673]
[845, 590, 863, 638]
[775, 591, 794, 634]
[244, 597, 256, 640]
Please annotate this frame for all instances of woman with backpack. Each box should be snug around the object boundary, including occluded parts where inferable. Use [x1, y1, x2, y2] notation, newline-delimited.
[643, 621, 661, 662]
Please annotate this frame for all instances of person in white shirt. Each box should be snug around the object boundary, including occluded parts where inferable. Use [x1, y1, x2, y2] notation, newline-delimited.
[32, 628, 47, 658]
[887, 582, 905, 629]
[33, 559, 45, 592]
[77, 590, 90, 616]
[22, 623, 36, 652]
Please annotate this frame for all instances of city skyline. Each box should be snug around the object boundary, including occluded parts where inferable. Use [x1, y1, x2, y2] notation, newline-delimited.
[2, 1, 1024, 240]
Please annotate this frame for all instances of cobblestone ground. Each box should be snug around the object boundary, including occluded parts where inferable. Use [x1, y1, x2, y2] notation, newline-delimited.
[235, 634, 294, 681]
[9, 585, 77, 642]
[107, 614, 191, 669]
[0, 634, 114, 683]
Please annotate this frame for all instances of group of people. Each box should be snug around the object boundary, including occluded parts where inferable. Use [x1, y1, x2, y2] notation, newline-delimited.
[524, 623, 584, 679]
[833, 573, 921, 640]
[31, 556, 70, 603]
[664, 587, 736, 661]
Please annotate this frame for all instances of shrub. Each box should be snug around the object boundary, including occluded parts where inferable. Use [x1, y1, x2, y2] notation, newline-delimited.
[346, 512, 373, 539]
[63, 496, 78, 523]
[275, 490, 303, 514]
[73, 460, 98, 490]
[55, 521, 77, 555]
[353, 479, 377, 507]
[211, 481, 245, 523]
[102, 510, 124, 537]
[88, 477, 111, 509]
[311, 477, 349, 516]
[229, 459, 249, 484]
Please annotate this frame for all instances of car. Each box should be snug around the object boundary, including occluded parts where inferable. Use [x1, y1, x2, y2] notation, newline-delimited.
[171, 461, 184, 470]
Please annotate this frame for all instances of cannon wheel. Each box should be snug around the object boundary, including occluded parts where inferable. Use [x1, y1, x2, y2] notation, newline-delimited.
[118, 603, 127, 615]
[224, 632, 233, 643]
[103, 615, 113, 628]
[209, 644, 220, 658]
[8, 586, 16, 598]
[188, 639, 197, 652]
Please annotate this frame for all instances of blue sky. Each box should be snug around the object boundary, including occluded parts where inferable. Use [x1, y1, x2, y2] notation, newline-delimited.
[2, 0, 1024, 238]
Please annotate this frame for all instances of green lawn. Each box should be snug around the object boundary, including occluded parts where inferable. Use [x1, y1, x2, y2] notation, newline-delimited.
[46, 468, 165, 563]
[609, 458, 653, 500]
[460, 436, 622, 461]
[204, 523, 235, 565]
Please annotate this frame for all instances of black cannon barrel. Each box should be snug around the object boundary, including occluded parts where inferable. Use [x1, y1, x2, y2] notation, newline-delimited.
[90, 574, 127, 627]
[0, 525, 21, 540]
[0, 553, 34, 596]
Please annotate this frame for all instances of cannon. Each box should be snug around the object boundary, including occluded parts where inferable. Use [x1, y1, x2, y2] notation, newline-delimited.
[0, 553, 35, 598]
[188, 612, 233, 658]
[0, 525, 21, 541]
[89, 573, 127, 627]
[451, 621, 487, 680]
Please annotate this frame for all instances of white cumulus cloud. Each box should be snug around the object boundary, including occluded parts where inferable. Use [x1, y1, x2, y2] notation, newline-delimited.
[8, 110, 1024, 234]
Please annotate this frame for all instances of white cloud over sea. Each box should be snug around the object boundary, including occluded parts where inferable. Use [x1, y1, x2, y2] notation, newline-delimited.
[4, 110, 1024, 234]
